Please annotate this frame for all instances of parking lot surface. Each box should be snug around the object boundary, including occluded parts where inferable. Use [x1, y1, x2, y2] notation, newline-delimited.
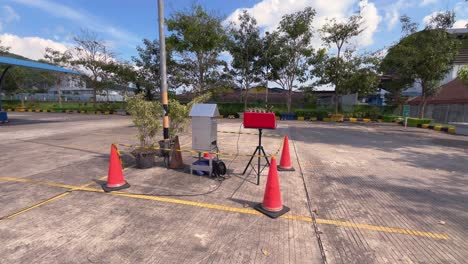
[1, 112, 467, 263]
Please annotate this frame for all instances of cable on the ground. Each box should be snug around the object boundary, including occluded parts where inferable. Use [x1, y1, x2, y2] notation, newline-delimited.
[73, 178, 225, 197]
[86, 124, 246, 198]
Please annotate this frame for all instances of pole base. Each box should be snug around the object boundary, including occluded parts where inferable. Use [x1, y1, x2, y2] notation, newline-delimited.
[254, 203, 290, 219]
[277, 166, 295, 172]
[102, 181, 130, 192]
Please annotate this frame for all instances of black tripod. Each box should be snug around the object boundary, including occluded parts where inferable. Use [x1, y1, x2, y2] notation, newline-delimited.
[242, 129, 270, 185]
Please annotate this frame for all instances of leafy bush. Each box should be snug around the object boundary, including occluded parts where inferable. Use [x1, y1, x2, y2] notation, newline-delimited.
[218, 103, 244, 116]
[345, 105, 382, 119]
[217, 103, 288, 116]
[96, 103, 108, 112]
[382, 115, 401, 122]
[125, 94, 163, 147]
[169, 92, 211, 135]
[1, 100, 21, 109]
[294, 109, 329, 119]
[406, 118, 432, 127]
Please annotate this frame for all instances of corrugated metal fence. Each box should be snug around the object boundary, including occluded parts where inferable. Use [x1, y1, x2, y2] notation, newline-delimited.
[410, 103, 468, 123]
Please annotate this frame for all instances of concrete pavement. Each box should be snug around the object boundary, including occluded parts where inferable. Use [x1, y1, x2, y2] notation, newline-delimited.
[1, 112, 467, 263]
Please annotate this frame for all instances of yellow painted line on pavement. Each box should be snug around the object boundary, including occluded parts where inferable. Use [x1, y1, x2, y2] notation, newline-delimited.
[0, 176, 79, 189]
[0, 167, 132, 220]
[0, 192, 71, 220]
[0, 175, 448, 239]
[315, 219, 448, 240]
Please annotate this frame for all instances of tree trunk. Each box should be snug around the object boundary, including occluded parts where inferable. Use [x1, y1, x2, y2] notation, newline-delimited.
[93, 89, 97, 105]
[335, 95, 340, 114]
[287, 89, 292, 113]
[21, 95, 25, 107]
[243, 85, 249, 111]
[419, 97, 427, 119]
[146, 87, 152, 101]
[56, 79, 62, 108]
[92, 79, 97, 106]
[418, 81, 426, 118]
[198, 53, 204, 95]
[335, 46, 342, 115]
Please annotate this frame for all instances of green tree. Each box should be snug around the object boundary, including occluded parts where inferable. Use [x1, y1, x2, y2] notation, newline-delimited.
[72, 29, 115, 104]
[268, 7, 316, 113]
[0, 40, 11, 106]
[381, 13, 460, 118]
[314, 48, 380, 113]
[132, 39, 180, 100]
[167, 5, 227, 94]
[40, 47, 73, 107]
[226, 10, 263, 110]
[9, 67, 52, 106]
[400, 15, 418, 36]
[316, 15, 368, 113]
[99, 61, 138, 102]
[426, 10, 455, 29]
[458, 65, 468, 83]
[133, 39, 160, 100]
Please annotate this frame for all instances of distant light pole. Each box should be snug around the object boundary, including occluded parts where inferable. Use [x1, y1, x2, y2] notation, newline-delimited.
[158, 0, 169, 140]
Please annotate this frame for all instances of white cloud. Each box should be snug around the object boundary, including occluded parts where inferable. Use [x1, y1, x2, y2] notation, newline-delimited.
[422, 11, 439, 26]
[0, 33, 69, 60]
[420, 0, 437, 7]
[226, 0, 355, 32]
[225, 0, 381, 48]
[358, 0, 381, 46]
[11, 0, 138, 44]
[453, 19, 468, 28]
[382, 0, 412, 31]
[384, 5, 399, 31]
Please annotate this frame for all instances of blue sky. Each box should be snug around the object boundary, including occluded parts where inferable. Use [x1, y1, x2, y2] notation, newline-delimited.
[0, 0, 466, 61]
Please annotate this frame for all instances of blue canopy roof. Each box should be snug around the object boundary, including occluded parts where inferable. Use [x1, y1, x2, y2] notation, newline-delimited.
[0, 56, 80, 75]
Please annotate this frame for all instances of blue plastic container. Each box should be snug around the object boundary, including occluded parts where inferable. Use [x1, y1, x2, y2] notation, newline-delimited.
[192, 160, 209, 176]
[0, 111, 8, 123]
[280, 113, 296, 120]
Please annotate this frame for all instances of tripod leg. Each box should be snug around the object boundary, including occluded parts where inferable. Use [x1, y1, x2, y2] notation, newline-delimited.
[242, 147, 259, 175]
[260, 147, 270, 166]
[257, 149, 261, 185]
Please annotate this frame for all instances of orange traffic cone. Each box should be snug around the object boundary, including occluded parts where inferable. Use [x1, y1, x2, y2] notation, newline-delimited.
[254, 157, 290, 218]
[278, 136, 295, 171]
[170, 136, 184, 169]
[102, 144, 130, 192]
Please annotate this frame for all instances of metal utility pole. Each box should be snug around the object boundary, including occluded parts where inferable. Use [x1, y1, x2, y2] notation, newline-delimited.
[264, 32, 270, 106]
[158, 0, 169, 140]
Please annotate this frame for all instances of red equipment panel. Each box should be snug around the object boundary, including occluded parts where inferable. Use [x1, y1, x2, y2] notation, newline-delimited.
[243, 112, 276, 129]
